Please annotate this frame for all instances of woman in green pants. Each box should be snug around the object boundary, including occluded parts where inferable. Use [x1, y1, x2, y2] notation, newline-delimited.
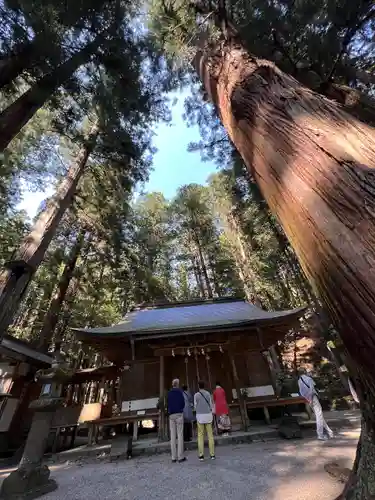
[194, 381, 215, 461]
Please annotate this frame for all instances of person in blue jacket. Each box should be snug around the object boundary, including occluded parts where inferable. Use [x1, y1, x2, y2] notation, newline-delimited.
[167, 378, 186, 463]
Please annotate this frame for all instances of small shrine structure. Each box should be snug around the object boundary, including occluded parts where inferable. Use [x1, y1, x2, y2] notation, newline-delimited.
[0, 334, 53, 454]
[72, 298, 307, 438]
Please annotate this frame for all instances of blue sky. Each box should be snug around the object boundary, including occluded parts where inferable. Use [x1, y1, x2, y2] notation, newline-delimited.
[144, 89, 217, 198]
[18, 89, 217, 218]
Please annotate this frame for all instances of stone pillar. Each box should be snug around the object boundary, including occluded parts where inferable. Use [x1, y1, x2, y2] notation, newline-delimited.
[20, 409, 56, 469]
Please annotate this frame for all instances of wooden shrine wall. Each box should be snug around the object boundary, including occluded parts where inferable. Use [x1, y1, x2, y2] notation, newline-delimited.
[120, 361, 160, 401]
[162, 349, 273, 401]
[118, 334, 276, 405]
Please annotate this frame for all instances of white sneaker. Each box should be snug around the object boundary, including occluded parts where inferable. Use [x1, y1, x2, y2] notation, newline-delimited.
[328, 432, 334, 439]
[318, 436, 328, 441]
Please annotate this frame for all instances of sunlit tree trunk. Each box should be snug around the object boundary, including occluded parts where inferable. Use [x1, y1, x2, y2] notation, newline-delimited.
[0, 123, 98, 338]
[195, 34, 375, 498]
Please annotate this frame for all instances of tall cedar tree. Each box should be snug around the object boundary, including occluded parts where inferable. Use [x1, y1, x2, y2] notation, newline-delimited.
[149, 1, 375, 497]
[0, 2, 166, 339]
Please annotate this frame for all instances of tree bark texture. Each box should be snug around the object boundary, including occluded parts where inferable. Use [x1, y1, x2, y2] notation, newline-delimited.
[0, 124, 98, 338]
[0, 35, 102, 152]
[38, 230, 86, 350]
[322, 82, 375, 129]
[195, 38, 375, 497]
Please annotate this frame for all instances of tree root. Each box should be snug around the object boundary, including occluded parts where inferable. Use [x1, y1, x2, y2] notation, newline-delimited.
[325, 462, 352, 483]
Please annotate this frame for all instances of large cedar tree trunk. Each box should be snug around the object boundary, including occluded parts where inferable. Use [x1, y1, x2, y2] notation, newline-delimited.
[0, 36, 102, 152]
[38, 230, 86, 350]
[0, 124, 98, 337]
[195, 36, 375, 498]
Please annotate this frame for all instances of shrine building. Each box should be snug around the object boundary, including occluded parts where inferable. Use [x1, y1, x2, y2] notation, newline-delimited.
[72, 297, 308, 439]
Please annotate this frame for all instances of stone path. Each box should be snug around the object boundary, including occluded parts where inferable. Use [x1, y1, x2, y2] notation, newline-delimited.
[35, 429, 360, 500]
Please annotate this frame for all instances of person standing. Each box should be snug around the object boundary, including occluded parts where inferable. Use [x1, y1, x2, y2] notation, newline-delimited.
[167, 378, 186, 463]
[213, 382, 231, 435]
[194, 381, 215, 461]
[182, 385, 194, 442]
[298, 369, 334, 441]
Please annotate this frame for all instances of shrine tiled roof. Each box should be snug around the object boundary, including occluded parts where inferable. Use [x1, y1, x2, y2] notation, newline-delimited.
[72, 299, 305, 338]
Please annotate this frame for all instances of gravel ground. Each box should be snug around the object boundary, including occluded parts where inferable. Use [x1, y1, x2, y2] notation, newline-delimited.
[38, 429, 359, 500]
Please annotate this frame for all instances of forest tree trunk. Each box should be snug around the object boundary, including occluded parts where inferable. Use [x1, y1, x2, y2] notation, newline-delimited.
[0, 40, 37, 90]
[0, 123, 98, 339]
[38, 230, 86, 350]
[227, 213, 258, 300]
[0, 35, 102, 152]
[195, 36, 375, 497]
[193, 230, 213, 298]
[192, 257, 206, 298]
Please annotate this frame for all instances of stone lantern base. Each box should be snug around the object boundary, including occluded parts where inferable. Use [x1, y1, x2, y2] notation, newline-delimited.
[0, 465, 57, 500]
[0, 344, 74, 500]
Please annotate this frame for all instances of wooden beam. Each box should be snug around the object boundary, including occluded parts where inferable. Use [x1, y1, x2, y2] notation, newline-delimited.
[228, 347, 249, 431]
[158, 355, 166, 442]
[153, 342, 230, 357]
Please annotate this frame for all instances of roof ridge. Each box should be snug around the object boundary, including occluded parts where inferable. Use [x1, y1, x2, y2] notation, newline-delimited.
[129, 297, 245, 312]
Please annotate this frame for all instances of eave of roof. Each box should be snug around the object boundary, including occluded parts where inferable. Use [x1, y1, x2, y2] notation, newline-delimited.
[0, 335, 53, 366]
[72, 300, 306, 341]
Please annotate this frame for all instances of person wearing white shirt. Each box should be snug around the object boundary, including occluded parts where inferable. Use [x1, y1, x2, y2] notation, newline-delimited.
[298, 369, 333, 441]
[194, 381, 215, 460]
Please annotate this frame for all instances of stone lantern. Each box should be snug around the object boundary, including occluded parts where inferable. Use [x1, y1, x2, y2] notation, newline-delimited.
[0, 344, 74, 500]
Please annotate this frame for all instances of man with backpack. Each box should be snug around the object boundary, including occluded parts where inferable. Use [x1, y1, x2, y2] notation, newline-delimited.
[194, 381, 216, 461]
[298, 369, 334, 441]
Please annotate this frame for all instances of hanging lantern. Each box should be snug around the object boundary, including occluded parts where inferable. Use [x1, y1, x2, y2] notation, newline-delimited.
[201, 348, 205, 355]
[187, 348, 191, 357]
[205, 355, 210, 361]
[219, 345, 223, 353]
[172, 349, 175, 357]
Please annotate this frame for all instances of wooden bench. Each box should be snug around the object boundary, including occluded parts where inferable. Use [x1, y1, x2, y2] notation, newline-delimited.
[49, 405, 85, 453]
[230, 396, 313, 425]
[86, 411, 159, 446]
[245, 396, 313, 424]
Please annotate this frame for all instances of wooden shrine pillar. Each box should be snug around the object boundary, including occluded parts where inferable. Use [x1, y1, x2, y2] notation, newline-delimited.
[158, 355, 166, 441]
[65, 384, 74, 406]
[228, 347, 249, 431]
[269, 346, 282, 373]
[96, 376, 106, 403]
[262, 349, 279, 394]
